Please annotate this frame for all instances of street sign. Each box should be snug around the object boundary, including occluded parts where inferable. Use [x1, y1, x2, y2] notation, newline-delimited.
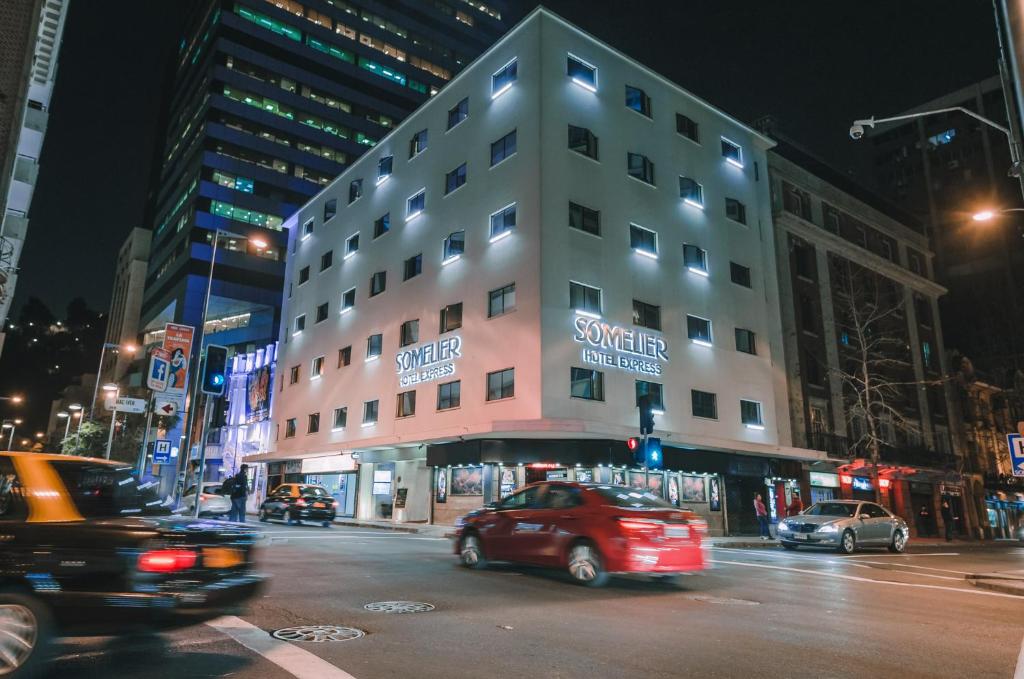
[1008, 433, 1024, 477]
[105, 396, 147, 414]
[153, 439, 171, 464]
[147, 348, 171, 392]
[154, 399, 179, 417]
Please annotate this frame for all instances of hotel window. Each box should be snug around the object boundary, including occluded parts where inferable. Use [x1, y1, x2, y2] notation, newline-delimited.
[407, 189, 426, 218]
[629, 223, 658, 257]
[567, 53, 597, 90]
[377, 155, 393, 183]
[490, 129, 517, 166]
[691, 390, 718, 420]
[721, 137, 743, 167]
[683, 244, 708, 275]
[409, 129, 428, 158]
[741, 399, 764, 428]
[570, 367, 604, 401]
[374, 213, 390, 238]
[369, 270, 386, 297]
[676, 113, 699, 142]
[341, 287, 356, 312]
[491, 58, 517, 97]
[487, 368, 515, 401]
[726, 198, 747, 224]
[437, 380, 461, 410]
[440, 302, 463, 333]
[687, 315, 712, 345]
[324, 198, 337, 222]
[488, 283, 515, 318]
[735, 328, 756, 355]
[569, 281, 601, 317]
[293, 314, 306, 334]
[333, 406, 347, 429]
[625, 85, 651, 117]
[442, 231, 465, 263]
[285, 418, 297, 438]
[302, 217, 314, 240]
[320, 250, 333, 272]
[445, 163, 467, 194]
[400, 319, 419, 347]
[289, 365, 300, 384]
[315, 302, 329, 323]
[311, 355, 325, 379]
[730, 261, 752, 288]
[489, 203, 516, 240]
[396, 390, 416, 417]
[632, 299, 661, 331]
[366, 333, 383, 359]
[349, 178, 363, 204]
[679, 177, 704, 207]
[627, 153, 655, 185]
[338, 345, 351, 367]
[298, 266, 310, 285]
[403, 253, 422, 281]
[635, 380, 665, 412]
[362, 399, 379, 425]
[345, 233, 359, 258]
[568, 125, 599, 160]
[569, 201, 600, 236]
[447, 97, 469, 130]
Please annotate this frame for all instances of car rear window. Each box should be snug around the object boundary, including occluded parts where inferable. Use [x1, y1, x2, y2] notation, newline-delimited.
[805, 502, 857, 517]
[50, 461, 170, 518]
[591, 485, 674, 509]
[298, 485, 329, 497]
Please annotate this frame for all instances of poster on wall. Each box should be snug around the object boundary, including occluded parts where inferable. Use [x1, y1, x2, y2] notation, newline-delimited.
[499, 467, 516, 498]
[668, 476, 680, 506]
[161, 323, 195, 398]
[576, 468, 593, 483]
[436, 469, 447, 503]
[709, 477, 722, 511]
[612, 470, 625, 485]
[245, 365, 272, 423]
[630, 472, 663, 495]
[451, 466, 483, 496]
[680, 475, 707, 503]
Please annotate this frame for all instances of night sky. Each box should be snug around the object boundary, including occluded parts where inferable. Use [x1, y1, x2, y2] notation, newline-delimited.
[16, 0, 999, 318]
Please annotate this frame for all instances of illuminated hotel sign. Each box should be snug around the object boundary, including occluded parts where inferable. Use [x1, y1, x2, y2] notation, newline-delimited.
[395, 336, 462, 387]
[572, 316, 667, 376]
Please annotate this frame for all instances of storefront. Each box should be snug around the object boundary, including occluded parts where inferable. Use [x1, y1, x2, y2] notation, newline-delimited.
[809, 471, 840, 505]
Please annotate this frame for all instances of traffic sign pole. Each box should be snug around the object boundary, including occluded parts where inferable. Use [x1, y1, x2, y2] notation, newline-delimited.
[136, 393, 156, 477]
[104, 402, 118, 460]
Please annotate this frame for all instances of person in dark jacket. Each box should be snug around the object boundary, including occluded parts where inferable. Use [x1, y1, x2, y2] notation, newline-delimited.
[754, 493, 771, 540]
[940, 499, 957, 541]
[226, 464, 249, 523]
[916, 504, 932, 537]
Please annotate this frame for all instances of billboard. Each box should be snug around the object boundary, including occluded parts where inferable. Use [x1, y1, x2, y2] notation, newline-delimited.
[161, 323, 195, 399]
[245, 364, 272, 423]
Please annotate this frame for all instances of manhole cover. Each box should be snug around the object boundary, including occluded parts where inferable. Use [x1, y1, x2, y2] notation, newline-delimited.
[271, 625, 365, 642]
[364, 601, 435, 613]
[689, 595, 760, 606]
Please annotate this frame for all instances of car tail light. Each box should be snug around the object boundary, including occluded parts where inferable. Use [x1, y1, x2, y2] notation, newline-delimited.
[138, 549, 198, 573]
[331, 500, 339, 508]
[688, 519, 708, 535]
[616, 517, 664, 533]
[296, 498, 307, 507]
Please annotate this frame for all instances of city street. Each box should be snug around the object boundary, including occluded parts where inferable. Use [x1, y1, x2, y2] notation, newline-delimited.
[47, 524, 1024, 679]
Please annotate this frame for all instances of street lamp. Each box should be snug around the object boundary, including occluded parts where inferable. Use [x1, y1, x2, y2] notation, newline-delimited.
[57, 411, 71, 445]
[0, 396, 24, 404]
[972, 208, 1024, 222]
[2, 419, 20, 450]
[103, 384, 118, 460]
[88, 344, 137, 420]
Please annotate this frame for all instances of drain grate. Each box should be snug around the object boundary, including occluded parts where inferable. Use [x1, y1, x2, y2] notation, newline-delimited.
[689, 595, 760, 606]
[363, 601, 435, 614]
[271, 625, 365, 642]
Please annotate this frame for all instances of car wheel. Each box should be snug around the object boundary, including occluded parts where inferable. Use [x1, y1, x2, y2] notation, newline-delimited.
[321, 521, 331, 528]
[888, 530, 907, 553]
[837, 529, 856, 554]
[567, 541, 608, 587]
[258, 509, 269, 523]
[459, 534, 488, 569]
[781, 542, 798, 550]
[0, 590, 51, 678]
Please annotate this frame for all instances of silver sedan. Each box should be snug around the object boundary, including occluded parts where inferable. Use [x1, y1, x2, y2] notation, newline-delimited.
[776, 500, 909, 554]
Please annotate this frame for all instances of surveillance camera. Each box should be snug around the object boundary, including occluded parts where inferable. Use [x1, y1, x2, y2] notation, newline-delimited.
[849, 124, 865, 141]
[1009, 160, 1023, 178]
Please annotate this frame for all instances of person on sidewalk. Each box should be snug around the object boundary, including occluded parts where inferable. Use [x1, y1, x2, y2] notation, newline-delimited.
[940, 499, 957, 542]
[787, 491, 804, 517]
[755, 493, 771, 540]
[916, 504, 932, 538]
[225, 464, 249, 523]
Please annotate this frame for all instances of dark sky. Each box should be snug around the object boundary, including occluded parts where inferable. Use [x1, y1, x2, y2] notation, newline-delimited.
[16, 0, 999, 318]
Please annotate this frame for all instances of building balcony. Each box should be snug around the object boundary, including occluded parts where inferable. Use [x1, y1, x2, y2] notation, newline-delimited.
[806, 431, 850, 459]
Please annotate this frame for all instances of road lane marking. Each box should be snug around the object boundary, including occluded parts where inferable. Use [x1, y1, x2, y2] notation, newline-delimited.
[845, 552, 959, 558]
[206, 615, 359, 679]
[267, 535, 445, 541]
[1015, 626, 1024, 679]
[853, 561, 972, 575]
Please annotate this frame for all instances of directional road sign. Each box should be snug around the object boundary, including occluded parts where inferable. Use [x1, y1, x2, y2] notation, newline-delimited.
[147, 348, 171, 392]
[105, 396, 147, 414]
[1008, 433, 1024, 477]
[153, 439, 171, 464]
[154, 399, 179, 417]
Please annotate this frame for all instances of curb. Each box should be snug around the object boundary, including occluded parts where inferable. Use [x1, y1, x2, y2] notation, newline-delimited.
[967, 578, 1024, 596]
[330, 519, 419, 533]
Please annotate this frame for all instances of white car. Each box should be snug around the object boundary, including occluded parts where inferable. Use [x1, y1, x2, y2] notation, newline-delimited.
[181, 481, 232, 518]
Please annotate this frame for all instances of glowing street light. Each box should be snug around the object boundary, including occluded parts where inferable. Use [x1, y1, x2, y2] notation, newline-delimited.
[972, 207, 1024, 222]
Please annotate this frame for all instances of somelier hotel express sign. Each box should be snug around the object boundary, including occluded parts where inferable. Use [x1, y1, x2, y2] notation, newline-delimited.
[395, 336, 462, 386]
[573, 316, 667, 376]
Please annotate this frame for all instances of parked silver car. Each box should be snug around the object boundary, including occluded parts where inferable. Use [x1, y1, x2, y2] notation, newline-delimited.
[776, 500, 909, 554]
[180, 481, 232, 518]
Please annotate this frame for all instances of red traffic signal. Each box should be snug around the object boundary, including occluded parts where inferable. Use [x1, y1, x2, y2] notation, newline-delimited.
[627, 437, 640, 451]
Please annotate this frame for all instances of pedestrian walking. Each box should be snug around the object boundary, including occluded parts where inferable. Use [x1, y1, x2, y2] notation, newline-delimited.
[940, 499, 957, 542]
[787, 491, 803, 517]
[754, 493, 771, 540]
[916, 504, 931, 537]
[225, 464, 249, 523]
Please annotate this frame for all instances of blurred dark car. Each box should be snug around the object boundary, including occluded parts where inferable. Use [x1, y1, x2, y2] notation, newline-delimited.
[0, 452, 265, 677]
[258, 483, 337, 527]
[453, 481, 706, 587]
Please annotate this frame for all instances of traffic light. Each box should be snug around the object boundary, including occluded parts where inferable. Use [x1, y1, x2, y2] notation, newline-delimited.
[201, 345, 229, 396]
[644, 437, 663, 470]
[638, 394, 655, 435]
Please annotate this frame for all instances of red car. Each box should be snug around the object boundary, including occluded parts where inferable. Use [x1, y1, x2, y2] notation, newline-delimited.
[453, 481, 706, 587]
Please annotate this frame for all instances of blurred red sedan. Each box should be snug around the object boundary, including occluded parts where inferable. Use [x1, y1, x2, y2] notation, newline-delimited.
[453, 481, 706, 587]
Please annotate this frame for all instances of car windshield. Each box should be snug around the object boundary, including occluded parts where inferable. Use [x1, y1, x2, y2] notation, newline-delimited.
[591, 485, 674, 509]
[804, 502, 858, 517]
[50, 461, 170, 518]
[204, 483, 224, 494]
[298, 485, 329, 497]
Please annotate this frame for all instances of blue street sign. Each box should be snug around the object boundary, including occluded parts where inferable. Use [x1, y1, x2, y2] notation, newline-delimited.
[153, 439, 172, 464]
[147, 352, 170, 392]
[1007, 434, 1024, 477]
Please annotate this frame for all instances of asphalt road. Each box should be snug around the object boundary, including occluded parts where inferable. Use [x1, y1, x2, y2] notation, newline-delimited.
[48, 524, 1024, 679]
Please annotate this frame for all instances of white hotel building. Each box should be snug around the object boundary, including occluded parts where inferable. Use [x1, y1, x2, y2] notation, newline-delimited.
[261, 8, 822, 534]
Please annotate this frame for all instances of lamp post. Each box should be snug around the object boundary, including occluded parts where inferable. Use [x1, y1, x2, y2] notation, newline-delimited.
[89, 344, 136, 420]
[3, 419, 21, 450]
[102, 384, 118, 460]
[57, 411, 70, 444]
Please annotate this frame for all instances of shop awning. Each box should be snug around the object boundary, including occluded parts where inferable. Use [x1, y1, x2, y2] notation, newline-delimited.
[241, 449, 346, 464]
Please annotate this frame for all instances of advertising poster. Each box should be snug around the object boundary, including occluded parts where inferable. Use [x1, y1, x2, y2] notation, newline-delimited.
[161, 323, 195, 398]
[680, 475, 707, 503]
[435, 469, 447, 503]
[630, 472, 663, 495]
[576, 468, 593, 483]
[450, 466, 482, 496]
[668, 476, 680, 506]
[709, 477, 722, 511]
[246, 365, 272, 422]
[499, 467, 516, 498]
[612, 470, 625, 485]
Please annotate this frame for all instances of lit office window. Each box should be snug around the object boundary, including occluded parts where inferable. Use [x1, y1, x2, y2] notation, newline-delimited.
[324, 198, 337, 221]
[374, 213, 390, 238]
[377, 155, 393, 183]
[632, 299, 661, 331]
[447, 97, 469, 130]
[567, 53, 597, 91]
[315, 302, 329, 323]
[687, 315, 712, 346]
[407, 189, 426, 219]
[679, 176, 704, 208]
[683, 244, 708, 276]
[366, 333, 383, 359]
[333, 407, 347, 429]
[341, 288, 355, 313]
[570, 367, 604, 401]
[403, 253, 422, 281]
[349, 178, 363, 204]
[489, 203, 516, 241]
[442, 231, 465, 264]
[490, 129, 517, 166]
[569, 281, 601, 317]
[362, 399, 379, 425]
[369, 270, 386, 297]
[293, 314, 306, 334]
[345, 233, 359, 258]
[445, 163, 467, 194]
[400, 319, 419, 347]
[721, 137, 743, 167]
[627, 152, 655, 185]
[491, 57, 517, 98]
[741, 399, 764, 428]
[311, 356, 324, 378]
[625, 85, 651, 117]
[409, 129, 428, 158]
[629, 223, 658, 258]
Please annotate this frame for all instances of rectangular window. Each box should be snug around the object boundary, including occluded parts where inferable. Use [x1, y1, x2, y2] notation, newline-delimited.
[377, 155, 393, 183]
[687, 315, 712, 346]
[396, 390, 416, 417]
[289, 365, 300, 384]
[489, 203, 516, 241]
[338, 345, 351, 367]
[333, 406, 347, 429]
[794, 241, 815, 279]
[726, 198, 747, 224]
[629, 223, 658, 258]
[730, 261, 752, 288]
[370, 270, 386, 297]
[922, 340, 933, 368]
[298, 265, 310, 285]
[569, 202, 600, 236]
[567, 53, 597, 91]
[320, 250, 333, 271]
[445, 163, 467, 194]
[568, 125, 599, 160]
[691, 390, 717, 419]
[676, 113, 699, 142]
[311, 356, 325, 378]
[366, 333, 383, 360]
[407, 189, 426, 219]
[487, 368, 515, 401]
[570, 367, 604, 401]
[490, 129, 517, 166]
[400, 319, 419, 347]
[735, 328, 756, 355]
[491, 57, 517, 98]
[341, 287, 356, 313]
[721, 137, 743, 167]
[741, 399, 764, 428]
[679, 176, 704, 208]
[442, 231, 465, 263]
[625, 85, 651, 117]
[627, 152, 655, 185]
[683, 244, 708, 275]
[437, 380, 461, 410]
[324, 198, 337, 222]
[349, 178, 363, 204]
[285, 418, 297, 438]
[447, 97, 469, 130]
[409, 128, 428, 158]
[345, 233, 359, 258]
[632, 299, 661, 331]
[635, 380, 665, 412]
[293, 314, 306, 334]
[440, 302, 463, 333]
[362, 400, 379, 425]
[403, 253, 422, 281]
[302, 217, 314, 240]
[315, 302, 329, 323]
[570, 281, 602, 317]
[374, 213, 390, 238]
[488, 283, 516, 318]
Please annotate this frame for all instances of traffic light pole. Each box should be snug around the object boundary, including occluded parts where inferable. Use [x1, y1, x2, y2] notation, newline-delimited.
[136, 393, 156, 477]
[193, 393, 213, 519]
[643, 432, 649, 492]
